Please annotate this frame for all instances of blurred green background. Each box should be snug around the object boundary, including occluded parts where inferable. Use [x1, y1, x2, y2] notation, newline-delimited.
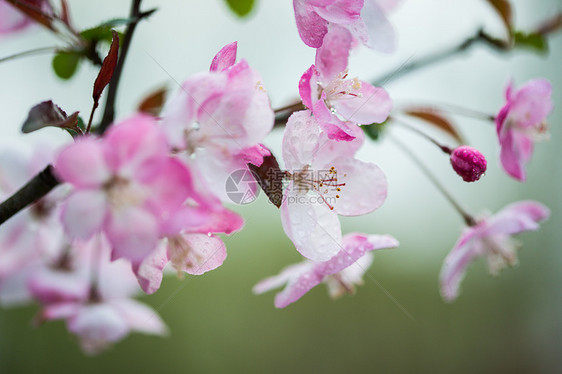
[0, 0, 561, 372]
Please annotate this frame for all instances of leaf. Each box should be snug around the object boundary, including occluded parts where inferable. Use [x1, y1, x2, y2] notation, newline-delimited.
[402, 108, 465, 144]
[248, 153, 284, 208]
[486, 0, 513, 38]
[513, 31, 548, 54]
[138, 87, 167, 116]
[21, 101, 81, 134]
[363, 121, 388, 141]
[93, 30, 119, 106]
[52, 51, 81, 80]
[224, 0, 255, 17]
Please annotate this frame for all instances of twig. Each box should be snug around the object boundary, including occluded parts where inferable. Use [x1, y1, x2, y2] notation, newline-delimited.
[97, 0, 147, 134]
[0, 46, 58, 64]
[0, 166, 59, 225]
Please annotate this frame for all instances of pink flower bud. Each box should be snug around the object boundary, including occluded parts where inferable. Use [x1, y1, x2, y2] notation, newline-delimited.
[450, 146, 487, 182]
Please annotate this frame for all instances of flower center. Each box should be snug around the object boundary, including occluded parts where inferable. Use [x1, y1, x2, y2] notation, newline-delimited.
[289, 166, 346, 210]
[104, 177, 146, 211]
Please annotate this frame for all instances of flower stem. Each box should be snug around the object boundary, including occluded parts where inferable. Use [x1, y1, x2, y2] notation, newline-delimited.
[388, 134, 476, 226]
[0, 46, 57, 64]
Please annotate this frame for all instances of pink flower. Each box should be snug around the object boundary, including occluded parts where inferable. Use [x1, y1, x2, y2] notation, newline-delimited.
[281, 110, 387, 261]
[299, 26, 392, 140]
[37, 236, 167, 355]
[253, 233, 398, 308]
[54, 114, 194, 264]
[161, 42, 274, 201]
[495, 79, 554, 181]
[0, 1, 32, 34]
[0, 143, 66, 307]
[293, 0, 400, 52]
[440, 201, 550, 302]
[133, 178, 244, 294]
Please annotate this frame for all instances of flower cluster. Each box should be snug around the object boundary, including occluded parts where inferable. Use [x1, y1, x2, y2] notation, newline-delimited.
[0, 0, 556, 355]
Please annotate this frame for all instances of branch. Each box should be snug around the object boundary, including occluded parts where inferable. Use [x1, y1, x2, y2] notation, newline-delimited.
[0, 0, 149, 226]
[0, 166, 59, 225]
[97, 0, 149, 134]
[373, 29, 508, 86]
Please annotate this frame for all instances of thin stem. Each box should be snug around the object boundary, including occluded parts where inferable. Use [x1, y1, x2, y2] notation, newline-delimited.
[373, 29, 508, 86]
[392, 116, 453, 154]
[0, 46, 57, 64]
[86, 102, 98, 134]
[97, 0, 144, 135]
[388, 134, 476, 226]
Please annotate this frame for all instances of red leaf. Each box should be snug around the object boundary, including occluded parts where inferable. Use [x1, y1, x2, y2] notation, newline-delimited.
[138, 87, 167, 116]
[248, 153, 284, 208]
[21, 100, 80, 134]
[403, 108, 465, 144]
[486, 0, 513, 38]
[93, 30, 119, 105]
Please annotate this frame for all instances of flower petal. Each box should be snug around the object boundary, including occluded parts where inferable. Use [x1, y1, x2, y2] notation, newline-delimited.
[61, 190, 108, 240]
[484, 200, 550, 237]
[293, 0, 329, 48]
[132, 241, 168, 294]
[333, 81, 392, 124]
[327, 158, 387, 216]
[55, 138, 110, 188]
[210, 41, 238, 72]
[105, 207, 160, 263]
[281, 187, 343, 262]
[315, 25, 352, 82]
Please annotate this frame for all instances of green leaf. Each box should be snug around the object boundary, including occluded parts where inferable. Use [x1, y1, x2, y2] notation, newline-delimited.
[224, 0, 255, 17]
[363, 121, 388, 142]
[52, 52, 81, 80]
[513, 31, 548, 54]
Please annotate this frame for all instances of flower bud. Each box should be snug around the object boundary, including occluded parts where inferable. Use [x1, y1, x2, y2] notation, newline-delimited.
[450, 146, 487, 182]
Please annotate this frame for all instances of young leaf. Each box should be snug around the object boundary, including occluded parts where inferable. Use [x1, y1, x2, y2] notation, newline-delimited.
[21, 101, 81, 134]
[402, 108, 465, 144]
[138, 87, 167, 116]
[513, 31, 548, 54]
[92, 30, 119, 106]
[52, 51, 81, 80]
[224, 0, 255, 17]
[248, 153, 284, 208]
[486, 0, 513, 39]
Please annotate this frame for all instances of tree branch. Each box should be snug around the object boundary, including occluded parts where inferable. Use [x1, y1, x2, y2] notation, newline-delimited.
[0, 0, 148, 226]
[0, 166, 59, 225]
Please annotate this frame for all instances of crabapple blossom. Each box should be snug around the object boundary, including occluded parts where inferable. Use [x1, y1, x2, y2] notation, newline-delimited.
[0, 143, 66, 306]
[440, 201, 550, 302]
[298, 26, 392, 141]
[293, 0, 400, 52]
[133, 174, 244, 294]
[37, 236, 167, 355]
[253, 233, 399, 308]
[161, 41, 274, 201]
[54, 114, 194, 264]
[281, 110, 387, 261]
[495, 79, 553, 181]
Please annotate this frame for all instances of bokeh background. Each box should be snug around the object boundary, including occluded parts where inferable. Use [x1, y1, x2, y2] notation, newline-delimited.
[0, 0, 561, 372]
